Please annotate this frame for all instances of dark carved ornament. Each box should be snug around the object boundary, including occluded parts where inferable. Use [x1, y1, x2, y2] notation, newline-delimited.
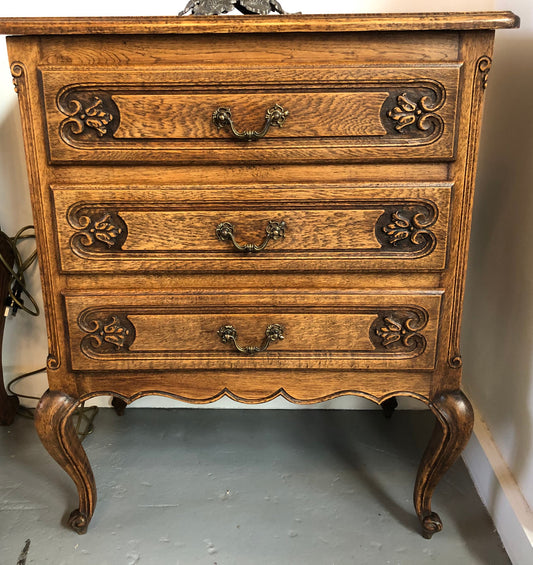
[79, 312, 136, 356]
[375, 204, 437, 254]
[382, 209, 434, 246]
[387, 91, 444, 134]
[10, 62, 24, 94]
[179, 0, 286, 15]
[58, 91, 120, 141]
[371, 310, 428, 353]
[449, 355, 463, 369]
[477, 56, 492, 89]
[68, 207, 128, 254]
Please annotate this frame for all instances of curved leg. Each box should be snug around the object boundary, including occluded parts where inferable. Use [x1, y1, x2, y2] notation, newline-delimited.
[380, 396, 398, 419]
[111, 396, 127, 416]
[414, 390, 473, 539]
[34, 390, 96, 534]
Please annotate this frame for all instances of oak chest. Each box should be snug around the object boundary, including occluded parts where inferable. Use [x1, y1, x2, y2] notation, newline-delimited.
[0, 11, 519, 537]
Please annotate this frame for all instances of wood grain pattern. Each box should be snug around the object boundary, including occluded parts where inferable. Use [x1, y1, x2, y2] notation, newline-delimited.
[36, 32, 462, 66]
[0, 12, 520, 36]
[2, 12, 518, 537]
[63, 289, 442, 372]
[8, 57, 65, 377]
[40, 64, 460, 164]
[75, 371, 433, 404]
[113, 92, 389, 139]
[51, 183, 451, 273]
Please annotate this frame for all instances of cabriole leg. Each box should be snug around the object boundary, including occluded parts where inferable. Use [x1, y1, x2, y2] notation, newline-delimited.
[34, 389, 96, 534]
[414, 390, 474, 539]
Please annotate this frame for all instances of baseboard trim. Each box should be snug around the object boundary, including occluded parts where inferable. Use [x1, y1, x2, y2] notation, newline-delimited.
[463, 402, 533, 564]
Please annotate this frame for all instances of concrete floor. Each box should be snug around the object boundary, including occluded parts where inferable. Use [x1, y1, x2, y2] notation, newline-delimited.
[0, 408, 509, 565]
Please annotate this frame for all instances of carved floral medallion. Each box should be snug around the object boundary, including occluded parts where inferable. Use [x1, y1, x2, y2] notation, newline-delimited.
[375, 204, 437, 254]
[58, 91, 119, 141]
[68, 207, 128, 254]
[387, 92, 444, 133]
[371, 310, 428, 353]
[79, 312, 136, 356]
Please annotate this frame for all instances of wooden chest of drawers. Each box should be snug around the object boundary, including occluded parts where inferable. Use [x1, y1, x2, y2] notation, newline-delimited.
[0, 11, 519, 537]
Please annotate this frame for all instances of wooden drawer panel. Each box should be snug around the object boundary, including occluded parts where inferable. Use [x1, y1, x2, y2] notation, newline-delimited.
[64, 289, 443, 372]
[52, 183, 451, 272]
[40, 64, 461, 164]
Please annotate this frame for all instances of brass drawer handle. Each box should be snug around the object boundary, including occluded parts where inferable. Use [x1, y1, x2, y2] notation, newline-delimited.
[212, 104, 289, 141]
[215, 220, 286, 253]
[218, 324, 285, 355]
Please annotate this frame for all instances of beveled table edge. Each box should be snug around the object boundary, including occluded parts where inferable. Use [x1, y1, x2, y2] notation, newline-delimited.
[0, 11, 520, 36]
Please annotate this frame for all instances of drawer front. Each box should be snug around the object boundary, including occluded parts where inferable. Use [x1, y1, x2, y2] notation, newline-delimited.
[52, 183, 451, 272]
[64, 290, 443, 372]
[40, 64, 461, 164]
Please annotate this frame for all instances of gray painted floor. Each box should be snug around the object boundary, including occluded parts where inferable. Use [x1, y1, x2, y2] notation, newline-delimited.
[1, 408, 509, 565]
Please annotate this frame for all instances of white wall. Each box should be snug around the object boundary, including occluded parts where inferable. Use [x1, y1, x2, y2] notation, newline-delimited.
[461, 0, 533, 562]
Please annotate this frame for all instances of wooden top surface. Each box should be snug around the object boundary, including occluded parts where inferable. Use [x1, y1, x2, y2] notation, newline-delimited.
[0, 12, 520, 36]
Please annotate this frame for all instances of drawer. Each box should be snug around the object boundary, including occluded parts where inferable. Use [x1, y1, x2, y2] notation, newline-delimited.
[40, 64, 461, 164]
[52, 183, 452, 273]
[64, 289, 443, 372]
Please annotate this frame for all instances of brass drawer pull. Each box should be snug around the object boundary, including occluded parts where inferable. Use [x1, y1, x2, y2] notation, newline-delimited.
[212, 104, 289, 141]
[218, 324, 285, 355]
[215, 220, 286, 253]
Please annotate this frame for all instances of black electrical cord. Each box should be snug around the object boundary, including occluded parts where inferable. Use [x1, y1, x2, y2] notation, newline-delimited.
[0, 225, 39, 317]
[6, 366, 45, 400]
[2, 226, 98, 438]
[7, 367, 98, 439]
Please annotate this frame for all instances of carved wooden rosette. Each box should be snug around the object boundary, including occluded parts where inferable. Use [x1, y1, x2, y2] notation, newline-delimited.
[370, 309, 428, 354]
[375, 203, 437, 255]
[78, 311, 136, 357]
[68, 206, 128, 254]
[58, 90, 119, 142]
[383, 85, 445, 138]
